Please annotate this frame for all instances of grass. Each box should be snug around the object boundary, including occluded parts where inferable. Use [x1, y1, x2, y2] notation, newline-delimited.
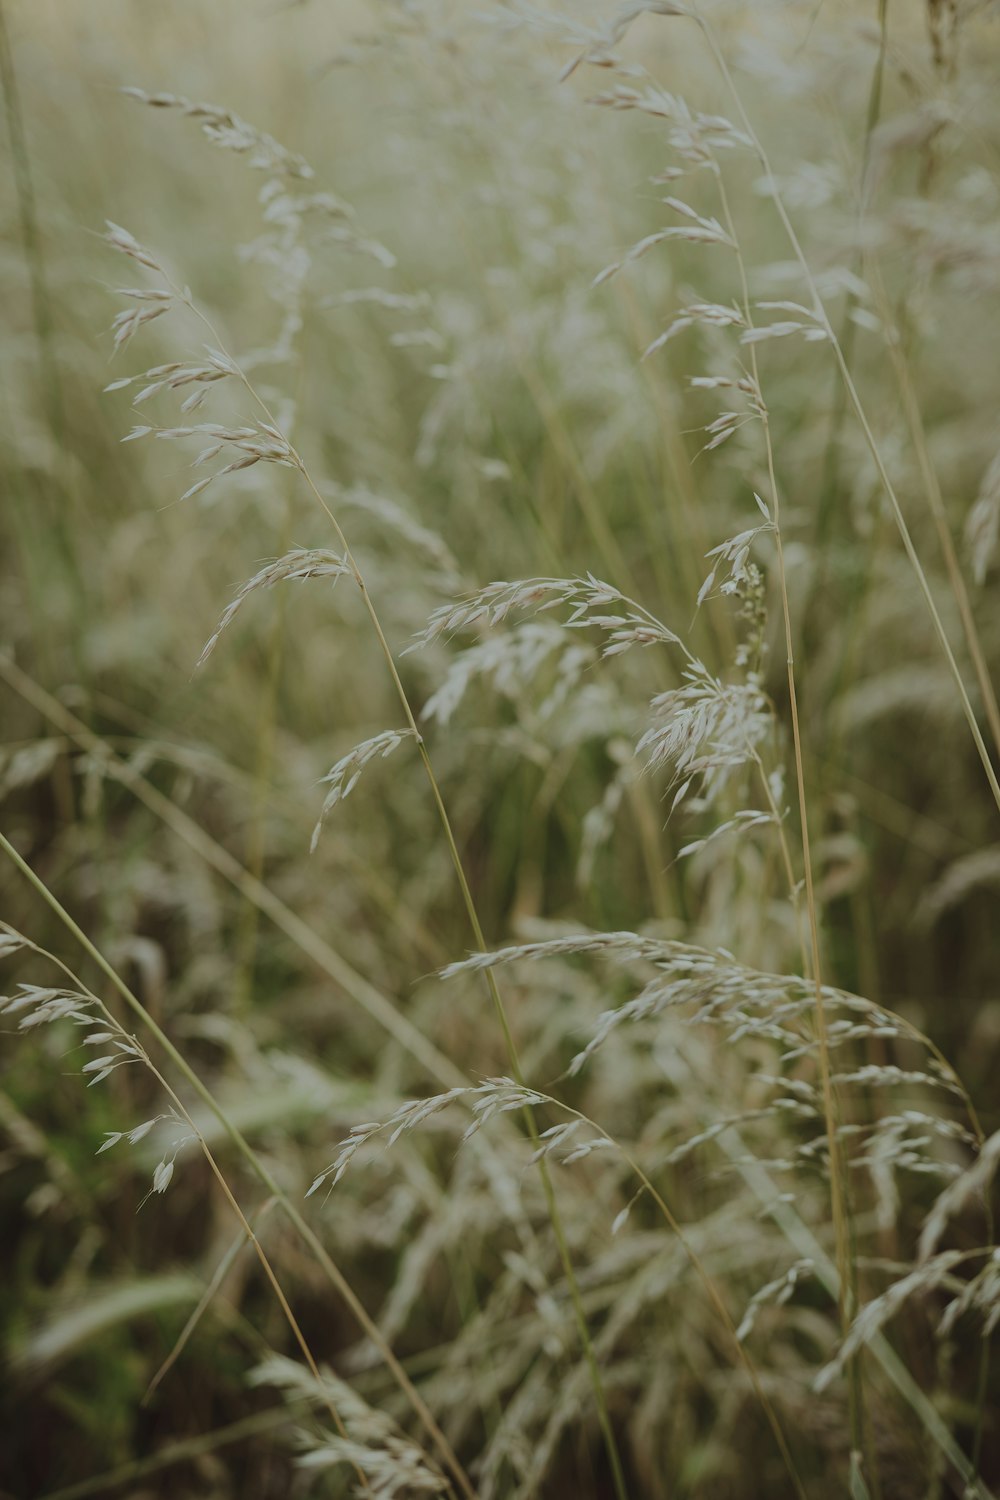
[2, 1, 1000, 1497]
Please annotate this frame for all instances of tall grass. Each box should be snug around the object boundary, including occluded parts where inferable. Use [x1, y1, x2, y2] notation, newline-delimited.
[2, 2, 1000, 1497]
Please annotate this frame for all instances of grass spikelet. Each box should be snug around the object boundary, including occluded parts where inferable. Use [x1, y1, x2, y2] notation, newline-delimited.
[197, 549, 348, 668]
[312, 730, 417, 850]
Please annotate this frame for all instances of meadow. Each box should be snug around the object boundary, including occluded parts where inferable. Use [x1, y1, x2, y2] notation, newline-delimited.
[2, 1, 1000, 1496]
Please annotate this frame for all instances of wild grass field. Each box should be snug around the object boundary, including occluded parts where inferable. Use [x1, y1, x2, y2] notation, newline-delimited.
[2, 1, 1000, 1496]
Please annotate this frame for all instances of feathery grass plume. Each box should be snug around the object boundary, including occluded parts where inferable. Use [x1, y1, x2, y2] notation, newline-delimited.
[409, 573, 681, 655]
[919, 1130, 1000, 1265]
[641, 297, 745, 359]
[0, 949, 183, 1207]
[197, 549, 348, 668]
[736, 1259, 815, 1343]
[447, 932, 800, 1048]
[410, 574, 772, 825]
[101, 94, 614, 1471]
[965, 448, 1000, 586]
[420, 622, 597, 728]
[439, 930, 975, 1212]
[0, 868, 463, 1495]
[637, 662, 771, 792]
[104, 348, 240, 414]
[938, 1255, 1000, 1341]
[0, 939, 190, 1206]
[592, 199, 736, 286]
[103, 222, 176, 349]
[119, 418, 298, 506]
[100, 106, 641, 1492]
[312, 730, 418, 850]
[815, 1251, 970, 1392]
[120, 89, 315, 179]
[306, 1079, 547, 1198]
[251, 1355, 449, 1496]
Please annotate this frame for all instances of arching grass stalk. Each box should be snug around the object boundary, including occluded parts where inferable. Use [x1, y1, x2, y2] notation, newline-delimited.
[0, 656, 574, 1265]
[691, 6, 1000, 821]
[708, 162, 866, 1469]
[160, 280, 631, 1500]
[1, 929, 375, 1498]
[497, 1088, 807, 1500]
[700, 1110, 995, 1500]
[143, 1196, 277, 1406]
[1, 653, 558, 1466]
[0, 830, 476, 1500]
[0, 652, 463, 1087]
[685, 14, 1000, 1470]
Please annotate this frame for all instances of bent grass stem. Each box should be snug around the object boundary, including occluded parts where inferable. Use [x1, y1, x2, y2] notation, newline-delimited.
[121, 272, 631, 1500]
[0, 829, 476, 1500]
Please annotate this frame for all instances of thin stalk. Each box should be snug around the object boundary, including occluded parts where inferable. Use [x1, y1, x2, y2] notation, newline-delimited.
[749, 742, 807, 965]
[706, 1107, 995, 1500]
[491, 322, 636, 593]
[0, 651, 462, 1088]
[143, 1197, 278, 1405]
[232, 486, 294, 1015]
[0, 654, 572, 1287]
[695, 11, 1000, 821]
[170, 289, 630, 1500]
[533, 1094, 807, 1500]
[713, 167, 864, 1464]
[615, 273, 730, 640]
[0, 830, 477, 1500]
[624, 775, 675, 923]
[693, 21, 1000, 1462]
